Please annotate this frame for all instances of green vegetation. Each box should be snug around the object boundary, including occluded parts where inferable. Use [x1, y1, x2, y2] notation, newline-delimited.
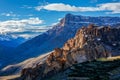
[97, 56, 120, 61]
[68, 59, 120, 80]
[46, 57, 120, 80]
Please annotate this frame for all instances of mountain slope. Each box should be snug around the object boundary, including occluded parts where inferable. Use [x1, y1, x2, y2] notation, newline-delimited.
[11, 14, 120, 63]
[0, 44, 15, 69]
[0, 35, 26, 69]
[0, 52, 51, 76]
[16, 24, 120, 80]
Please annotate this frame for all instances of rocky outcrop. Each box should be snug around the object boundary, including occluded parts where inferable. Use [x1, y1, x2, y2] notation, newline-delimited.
[20, 24, 120, 80]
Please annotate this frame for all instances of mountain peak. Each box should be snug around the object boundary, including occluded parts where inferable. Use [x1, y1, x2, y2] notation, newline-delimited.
[58, 13, 120, 27]
[58, 13, 74, 27]
[59, 13, 77, 26]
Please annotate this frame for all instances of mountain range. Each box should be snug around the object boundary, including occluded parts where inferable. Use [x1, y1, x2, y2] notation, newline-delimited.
[0, 13, 120, 71]
[13, 24, 120, 80]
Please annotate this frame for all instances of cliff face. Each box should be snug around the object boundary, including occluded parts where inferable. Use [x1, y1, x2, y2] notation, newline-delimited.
[20, 25, 120, 80]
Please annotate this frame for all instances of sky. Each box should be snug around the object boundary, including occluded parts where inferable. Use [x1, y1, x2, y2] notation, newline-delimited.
[0, 0, 120, 39]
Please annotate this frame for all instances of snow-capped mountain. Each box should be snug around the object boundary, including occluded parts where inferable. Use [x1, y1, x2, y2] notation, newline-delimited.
[0, 34, 26, 47]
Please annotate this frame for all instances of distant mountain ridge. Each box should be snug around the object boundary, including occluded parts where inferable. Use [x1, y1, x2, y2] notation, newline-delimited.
[60, 13, 120, 27]
[0, 34, 26, 47]
[1, 13, 120, 69]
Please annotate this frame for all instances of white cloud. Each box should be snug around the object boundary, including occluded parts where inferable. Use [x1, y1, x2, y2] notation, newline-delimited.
[0, 17, 50, 39]
[99, 3, 120, 10]
[21, 5, 33, 9]
[1, 12, 19, 17]
[99, 3, 120, 14]
[27, 14, 34, 17]
[90, 0, 98, 3]
[105, 10, 120, 14]
[35, 3, 100, 12]
[35, 3, 120, 14]
[0, 17, 43, 28]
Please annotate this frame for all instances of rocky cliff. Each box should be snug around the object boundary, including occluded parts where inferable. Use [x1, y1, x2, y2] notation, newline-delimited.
[19, 24, 120, 80]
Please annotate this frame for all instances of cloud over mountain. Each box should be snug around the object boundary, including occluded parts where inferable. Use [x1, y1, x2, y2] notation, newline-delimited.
[0, 17, 50, 39]
[35, 2, 120, 14]
[1, 12, 19, 17]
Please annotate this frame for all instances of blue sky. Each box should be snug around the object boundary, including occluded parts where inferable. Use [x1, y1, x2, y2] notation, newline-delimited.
[0, 0, 120, 39]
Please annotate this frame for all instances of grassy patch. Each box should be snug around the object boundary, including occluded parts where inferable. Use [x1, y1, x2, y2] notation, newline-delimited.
[68, 57, 120, 80]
